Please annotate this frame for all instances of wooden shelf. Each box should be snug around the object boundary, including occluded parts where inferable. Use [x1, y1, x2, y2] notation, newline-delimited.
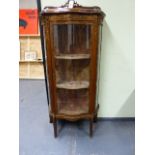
[19, 77, 44, 80]
[19, 60, 43, 63]
[59, 102, 88, 115]
[55, 54, 90, 59]
[56, 81, 89, 89]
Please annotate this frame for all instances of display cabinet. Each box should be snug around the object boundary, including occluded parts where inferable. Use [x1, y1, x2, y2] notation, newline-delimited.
[41, 1, 105, 137]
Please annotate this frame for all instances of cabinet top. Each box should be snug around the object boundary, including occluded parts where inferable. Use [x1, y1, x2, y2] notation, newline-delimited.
[41, 1, 105, 17]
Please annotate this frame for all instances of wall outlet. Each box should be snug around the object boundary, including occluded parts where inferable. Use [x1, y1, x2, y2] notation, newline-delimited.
[24, 51, 37, 60]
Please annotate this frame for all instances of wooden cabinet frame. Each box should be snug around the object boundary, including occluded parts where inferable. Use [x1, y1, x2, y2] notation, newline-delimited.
[41, 3, 105, 137]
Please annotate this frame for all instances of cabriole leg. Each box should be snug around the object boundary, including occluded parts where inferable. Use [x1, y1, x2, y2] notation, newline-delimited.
[53, 117, 57, 138]
[93, 113, 98, 123]
[50, 115, 53, 123]
[89, 118, 93, 137]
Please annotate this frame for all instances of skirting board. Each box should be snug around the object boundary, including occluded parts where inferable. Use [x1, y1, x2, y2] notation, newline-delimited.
[98, 117, 135, 121]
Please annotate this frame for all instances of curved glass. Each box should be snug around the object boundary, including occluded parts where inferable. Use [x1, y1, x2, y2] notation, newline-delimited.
[52, 24, 91, 115]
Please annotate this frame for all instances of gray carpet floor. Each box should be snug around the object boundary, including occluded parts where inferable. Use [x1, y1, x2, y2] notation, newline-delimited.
[19, 80, 135, 155]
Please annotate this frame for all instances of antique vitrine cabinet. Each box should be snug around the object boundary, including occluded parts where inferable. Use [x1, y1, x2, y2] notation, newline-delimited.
[41, 1, 105, 137]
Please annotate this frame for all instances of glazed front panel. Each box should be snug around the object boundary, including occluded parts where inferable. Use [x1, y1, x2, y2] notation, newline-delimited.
[51, 23, 92, 115]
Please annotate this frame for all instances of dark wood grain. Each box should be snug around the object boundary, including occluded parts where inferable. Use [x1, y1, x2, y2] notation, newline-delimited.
[41, 5, 105, 17]
[41, 3, 105, 137]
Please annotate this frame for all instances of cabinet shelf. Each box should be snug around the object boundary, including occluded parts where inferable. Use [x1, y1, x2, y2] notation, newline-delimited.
[55, 54, 90, 60]
[59, 102, 88, 115]
[56, 81, 89, 89]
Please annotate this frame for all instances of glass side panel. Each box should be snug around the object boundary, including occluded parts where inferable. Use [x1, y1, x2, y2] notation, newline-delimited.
[52, 24, 91, 115]
[96, 25, 102, 108]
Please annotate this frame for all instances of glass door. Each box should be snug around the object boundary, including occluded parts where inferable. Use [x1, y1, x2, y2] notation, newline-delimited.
[52, 24, 91, 115]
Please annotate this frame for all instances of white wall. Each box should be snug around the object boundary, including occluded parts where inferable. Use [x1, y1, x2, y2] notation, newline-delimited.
[19, 0, 37, 8]
[97, 0, 135, 117]
[24, 0, 135, 117]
